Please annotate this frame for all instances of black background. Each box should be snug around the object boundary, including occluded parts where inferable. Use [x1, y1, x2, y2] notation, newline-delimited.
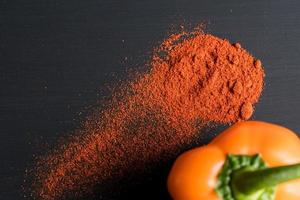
[1, 0, 300, 199]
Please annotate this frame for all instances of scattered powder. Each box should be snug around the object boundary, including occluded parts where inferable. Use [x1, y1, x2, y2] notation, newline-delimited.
[31, 28, 264, 200]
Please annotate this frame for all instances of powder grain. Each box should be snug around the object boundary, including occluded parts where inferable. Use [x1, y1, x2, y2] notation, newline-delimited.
[31, 28, 264, 200]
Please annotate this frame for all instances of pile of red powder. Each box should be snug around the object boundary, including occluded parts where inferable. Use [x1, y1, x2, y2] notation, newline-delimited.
[30, 28, 264, 200]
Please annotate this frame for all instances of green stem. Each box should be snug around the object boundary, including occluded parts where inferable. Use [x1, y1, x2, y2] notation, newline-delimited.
[232, 163, 300, 198]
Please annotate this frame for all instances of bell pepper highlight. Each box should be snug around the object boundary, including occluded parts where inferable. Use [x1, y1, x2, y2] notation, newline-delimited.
[167, 121, 300, 200]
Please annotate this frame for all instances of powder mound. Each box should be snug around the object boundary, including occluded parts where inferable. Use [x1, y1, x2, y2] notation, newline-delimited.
[31, 28, 264, 200]
[144, 32, 264, 123]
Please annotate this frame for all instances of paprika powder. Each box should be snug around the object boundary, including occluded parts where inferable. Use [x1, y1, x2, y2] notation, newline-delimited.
[31, 27, 264, 200]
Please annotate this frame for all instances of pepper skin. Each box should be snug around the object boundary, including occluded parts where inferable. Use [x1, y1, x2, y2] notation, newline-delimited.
[167, 121, 300, 200]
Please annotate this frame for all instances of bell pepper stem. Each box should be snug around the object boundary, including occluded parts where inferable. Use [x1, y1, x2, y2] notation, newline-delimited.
[232, 163, 300, 196]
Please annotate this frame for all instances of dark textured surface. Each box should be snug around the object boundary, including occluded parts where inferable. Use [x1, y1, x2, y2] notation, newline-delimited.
[1, 0, 300, 199]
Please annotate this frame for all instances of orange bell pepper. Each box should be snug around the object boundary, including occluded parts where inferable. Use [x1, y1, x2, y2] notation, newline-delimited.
[167, 121, 300, 200]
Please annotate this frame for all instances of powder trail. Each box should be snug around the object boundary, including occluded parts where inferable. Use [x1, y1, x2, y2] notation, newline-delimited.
[32, 28, 264, 200]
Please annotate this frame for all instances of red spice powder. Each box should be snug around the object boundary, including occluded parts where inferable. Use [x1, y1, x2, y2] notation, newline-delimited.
[31, 28, 264, 200]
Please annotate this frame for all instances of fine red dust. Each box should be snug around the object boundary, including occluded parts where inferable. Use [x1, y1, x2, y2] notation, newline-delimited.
[31, 28, 264, 200]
